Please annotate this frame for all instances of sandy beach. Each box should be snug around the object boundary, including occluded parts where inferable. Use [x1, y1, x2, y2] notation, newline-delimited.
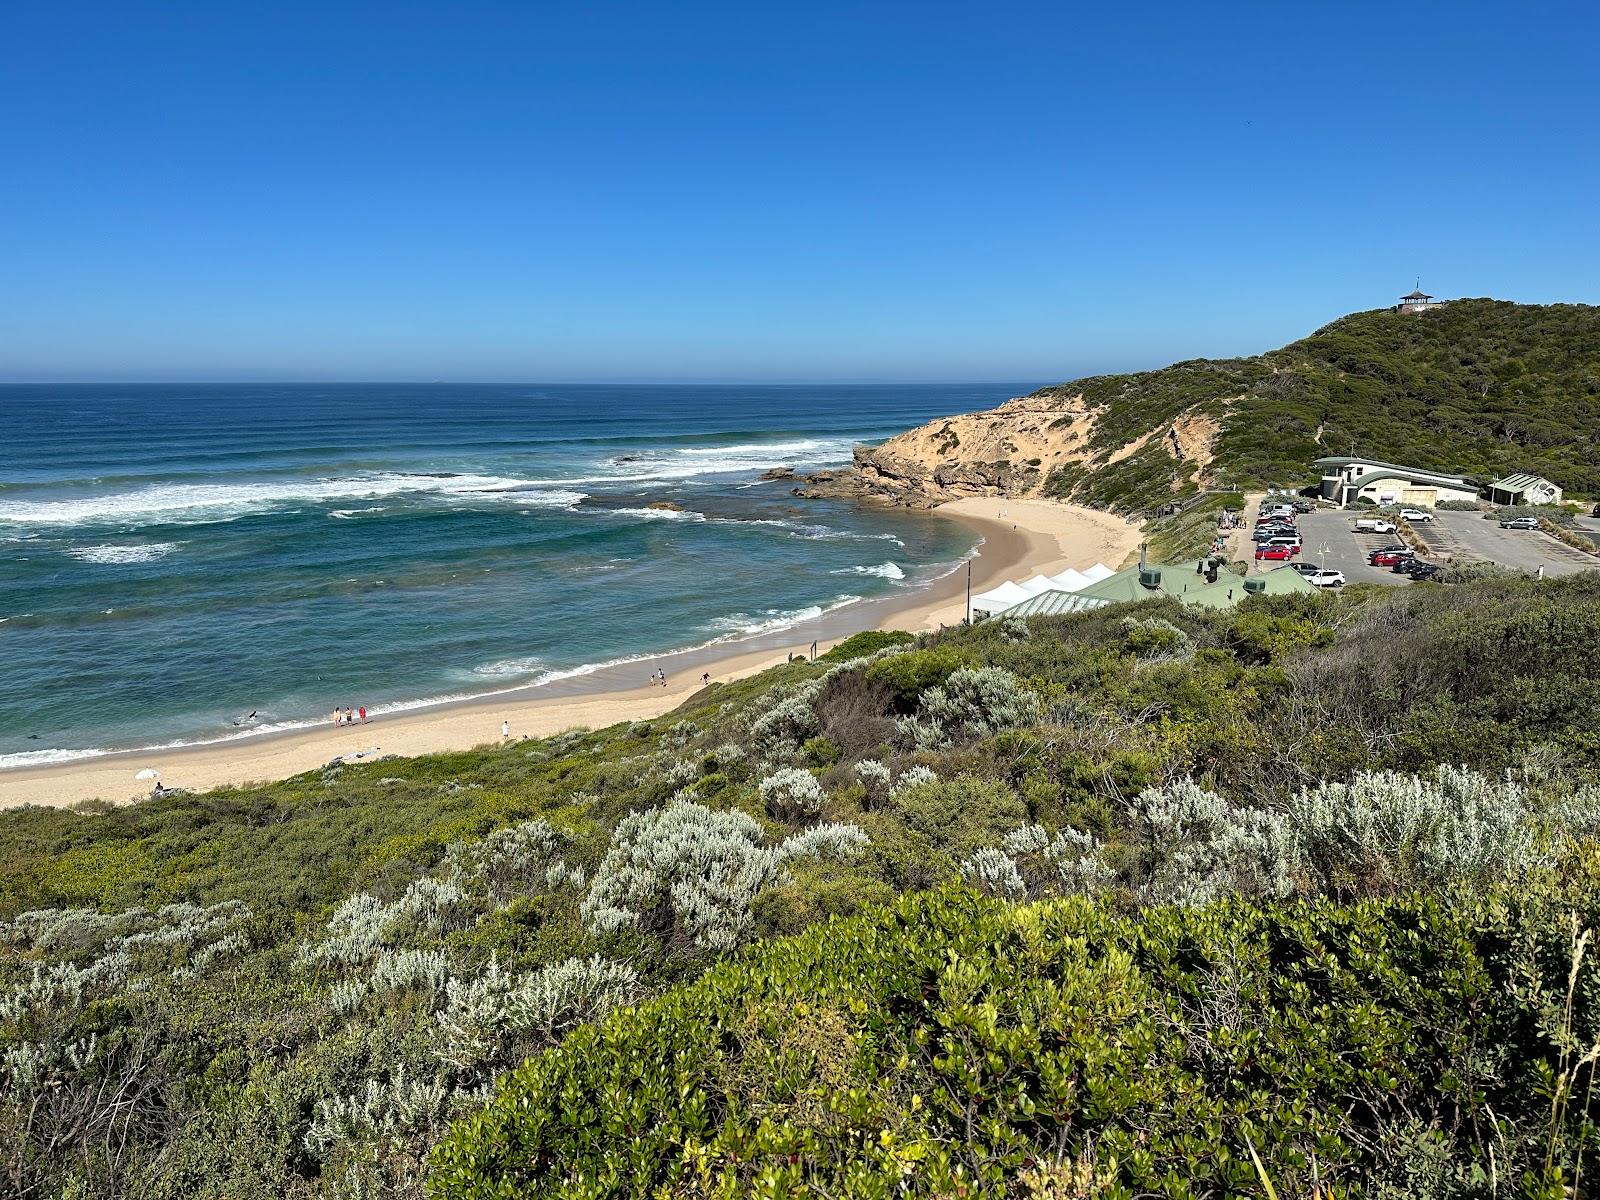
[0, 497, 1139, 808]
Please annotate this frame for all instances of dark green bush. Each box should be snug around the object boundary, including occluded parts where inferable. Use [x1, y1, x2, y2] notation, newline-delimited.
[430, 868, 1600, 1198]
[863, 648, 970, 709]
[820, 629, 915, 661]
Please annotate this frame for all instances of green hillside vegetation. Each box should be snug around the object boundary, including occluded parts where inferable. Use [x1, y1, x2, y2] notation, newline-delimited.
[1036, 299, 1600, 511]
[3, 574, 1600, 1197]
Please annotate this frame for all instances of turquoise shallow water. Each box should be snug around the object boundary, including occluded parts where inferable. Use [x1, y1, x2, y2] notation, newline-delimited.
[0, 383, 1033, 765]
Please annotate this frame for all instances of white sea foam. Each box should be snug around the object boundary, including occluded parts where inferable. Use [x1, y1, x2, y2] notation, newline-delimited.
[0, 746, 113, 770]
[327, 506, 387, 520]
[700, 594, 864, 639]
[0, 473, 581, 528]
[597, 506, 708, 522]
[832, 561, 905, 580]
[608, 437, 854, 476]
[470, 656, 547, 678]
[63, 542, 181, 565]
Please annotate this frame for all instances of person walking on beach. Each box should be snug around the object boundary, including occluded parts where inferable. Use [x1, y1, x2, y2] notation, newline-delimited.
[331, 706, 341, 726]
[344, 707, 353, 726]
[501, 719, 510, 739]
[358, 705, 367, 723]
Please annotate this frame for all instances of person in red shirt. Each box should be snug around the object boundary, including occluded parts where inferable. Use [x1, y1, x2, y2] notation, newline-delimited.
[358, 706, 367, 723]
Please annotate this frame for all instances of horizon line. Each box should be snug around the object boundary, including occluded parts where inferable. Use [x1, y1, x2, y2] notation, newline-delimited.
[0, 377, 1054, 388]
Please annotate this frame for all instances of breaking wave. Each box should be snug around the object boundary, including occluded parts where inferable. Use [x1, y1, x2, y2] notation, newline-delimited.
[0, 473, 582, 528]
[64, 542, 181, 565]
[700, 594, 864, 638]
[832, 561, 905, 580]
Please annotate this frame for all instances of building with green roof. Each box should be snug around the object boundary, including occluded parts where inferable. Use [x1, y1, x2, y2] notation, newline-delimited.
[1486, 473, 1563, 507]
[1313, 456, 1480, 508]
[998, 558, 1316, 618]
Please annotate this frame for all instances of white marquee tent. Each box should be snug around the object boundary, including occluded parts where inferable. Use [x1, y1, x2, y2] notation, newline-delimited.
[970, 562, 1116, 616]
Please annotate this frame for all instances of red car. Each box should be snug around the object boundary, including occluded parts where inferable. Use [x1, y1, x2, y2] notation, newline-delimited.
[1369, 549, 1412, 566]
[1255, 543, 1300, 561]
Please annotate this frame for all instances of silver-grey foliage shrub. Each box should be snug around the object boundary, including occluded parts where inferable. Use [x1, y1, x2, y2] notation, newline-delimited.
[748, 680, 822, 753]
[300, 877, 468, 969]
[0, 900, 251, 1020]
[1291, 765, 1600, 894]
[662, 719, 701, 749]
[919, 667, 1041, 741]
[894, 715, 948, 752]
[891, 764, 937, 797]
[370, 949, 450, 998]
[1001, 823, 1114, 895]
[855, 758, 891, 796]
[1127, 779, 1298, 907]
[304, 1064, 458, 1157]
[958, 847, 1026, 897]
[580, 800, 866, 953]
[433, 953, 638, 1071]
[999, 615, 1031, 643]
[443, 819, 583, 901]
[758, 767, 826, 823]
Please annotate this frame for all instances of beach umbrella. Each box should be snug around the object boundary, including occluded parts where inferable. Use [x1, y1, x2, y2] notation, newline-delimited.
[135, 768, 160, 781]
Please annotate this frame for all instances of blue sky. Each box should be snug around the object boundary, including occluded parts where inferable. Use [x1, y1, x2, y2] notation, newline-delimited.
[3, 1, 1596, 382]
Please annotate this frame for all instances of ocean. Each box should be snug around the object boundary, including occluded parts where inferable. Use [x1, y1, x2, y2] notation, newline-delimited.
[0, 383, 1033, 768]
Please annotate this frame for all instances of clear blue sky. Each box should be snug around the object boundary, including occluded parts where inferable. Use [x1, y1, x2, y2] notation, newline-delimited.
[3, 1, 1596, 382]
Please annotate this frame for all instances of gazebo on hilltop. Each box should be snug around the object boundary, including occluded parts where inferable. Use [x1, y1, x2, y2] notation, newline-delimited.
[1397, 285, 1436, 314]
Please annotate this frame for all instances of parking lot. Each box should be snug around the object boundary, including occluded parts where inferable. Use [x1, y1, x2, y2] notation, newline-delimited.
[1287, 511, 1421, 586]
[1259, 509, 1598, 587]
[1415, 511, 1596, 577]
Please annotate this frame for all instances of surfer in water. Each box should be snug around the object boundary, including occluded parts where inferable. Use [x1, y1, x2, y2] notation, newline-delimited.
[233, 710, 258, 726]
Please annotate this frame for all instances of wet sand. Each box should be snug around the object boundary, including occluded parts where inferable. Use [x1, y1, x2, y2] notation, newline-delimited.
[0, 498, 1140, 807]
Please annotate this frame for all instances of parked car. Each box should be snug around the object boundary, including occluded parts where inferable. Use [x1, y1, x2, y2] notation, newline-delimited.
[1305, 568, 1345, 587]
[1291, 501, 1315, 513]
[1286, 562, 1321, 575]
[1255, 544, 1300, 561]
[1354, 518, 1397, 533]
[1405, 562, 1444, 581]
[1500, 516, 1540, 530]
[1592, 503, 1600, 518]
[1400, 508, 1434, 522]
[1369, 549, 1413, 566]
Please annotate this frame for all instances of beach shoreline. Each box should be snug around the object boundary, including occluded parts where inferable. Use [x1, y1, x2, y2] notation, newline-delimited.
[0, 497, 1139, 808]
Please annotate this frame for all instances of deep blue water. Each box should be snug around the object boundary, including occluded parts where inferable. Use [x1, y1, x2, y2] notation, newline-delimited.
[0, 383, 1033, 765]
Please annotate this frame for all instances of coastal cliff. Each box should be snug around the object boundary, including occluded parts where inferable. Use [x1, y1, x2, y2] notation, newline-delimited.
[796, 390, 1219, 510]
[797, 299, 1600, 514]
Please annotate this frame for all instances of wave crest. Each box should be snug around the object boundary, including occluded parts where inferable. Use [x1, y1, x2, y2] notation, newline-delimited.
[832, 561, 904, 580]
[64, 542, 181, 565]
[0, 473, 584, 528]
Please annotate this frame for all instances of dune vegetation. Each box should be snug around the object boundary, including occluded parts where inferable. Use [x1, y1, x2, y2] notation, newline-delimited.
[1029, 298, 1600, 512]
[4, 574, 1600, 1197]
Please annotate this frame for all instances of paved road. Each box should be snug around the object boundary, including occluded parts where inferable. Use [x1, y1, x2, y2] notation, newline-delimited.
[1575, 516, 1600, 537]
[1414, 512, 1596, 576]
[1291, 511, 1417, 586]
